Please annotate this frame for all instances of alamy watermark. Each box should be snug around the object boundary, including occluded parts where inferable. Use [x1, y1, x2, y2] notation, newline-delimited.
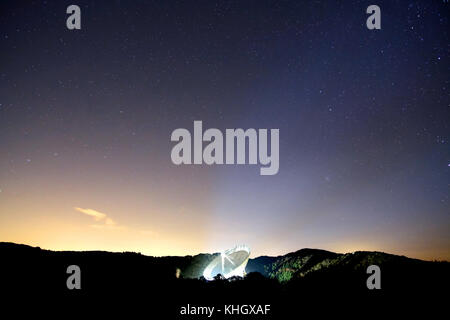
[366, 265, 381, 289]
[66, 265, 81, 289]
[170, 121, 279, 175]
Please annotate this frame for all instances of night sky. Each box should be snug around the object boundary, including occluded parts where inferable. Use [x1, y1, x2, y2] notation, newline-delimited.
[0, 0, 448, 260]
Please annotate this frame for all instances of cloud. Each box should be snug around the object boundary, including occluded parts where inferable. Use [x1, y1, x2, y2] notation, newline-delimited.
[74, 207, 155, 235]
[105, 218, 116, 226]
[75, 207, 121, 229]
[74, 207, 107, 221]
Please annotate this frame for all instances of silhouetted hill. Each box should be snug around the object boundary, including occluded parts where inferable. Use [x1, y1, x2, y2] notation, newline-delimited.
[246, 255, 279, 276]
[0, 242, 447, 317]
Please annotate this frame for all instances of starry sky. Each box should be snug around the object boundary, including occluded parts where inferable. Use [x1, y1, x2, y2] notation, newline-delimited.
[0, 0, 449, 260]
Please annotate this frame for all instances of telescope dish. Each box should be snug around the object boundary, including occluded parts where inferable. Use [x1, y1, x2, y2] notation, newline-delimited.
[203, 245, 250, 280]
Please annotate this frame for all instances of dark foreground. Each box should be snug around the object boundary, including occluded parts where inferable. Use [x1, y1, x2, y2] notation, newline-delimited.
[1, 242, 448, 318]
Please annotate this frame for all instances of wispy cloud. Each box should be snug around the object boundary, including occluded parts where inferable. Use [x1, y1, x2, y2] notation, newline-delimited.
[74, 207, 107, 221]
[105, 218, 116, 226]
[75, 207, 120, 229]
[74, 207, 156, 235]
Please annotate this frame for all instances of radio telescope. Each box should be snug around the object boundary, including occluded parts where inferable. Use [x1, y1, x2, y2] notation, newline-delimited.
[203, 245, 250, 280]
